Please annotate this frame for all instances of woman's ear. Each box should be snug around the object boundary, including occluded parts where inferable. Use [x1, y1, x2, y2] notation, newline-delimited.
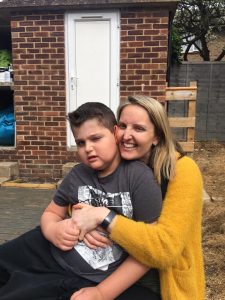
[152, 136, 159, 146]
[113, 125, 119, 144]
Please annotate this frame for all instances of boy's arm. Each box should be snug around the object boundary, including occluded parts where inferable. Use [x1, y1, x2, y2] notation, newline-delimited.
[41, 200, 80, 251]
[71, 255, 150, 300]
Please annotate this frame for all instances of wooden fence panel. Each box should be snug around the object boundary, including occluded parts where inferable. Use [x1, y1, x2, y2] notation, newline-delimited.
[166, 82, 197, 152]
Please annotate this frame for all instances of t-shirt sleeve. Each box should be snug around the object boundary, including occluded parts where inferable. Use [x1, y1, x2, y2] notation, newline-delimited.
[129, 162, 162, 223]
[53, 171, 74, 207]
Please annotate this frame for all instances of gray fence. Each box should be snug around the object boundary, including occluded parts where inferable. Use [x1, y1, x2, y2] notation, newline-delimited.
[169, 62, 225, 141]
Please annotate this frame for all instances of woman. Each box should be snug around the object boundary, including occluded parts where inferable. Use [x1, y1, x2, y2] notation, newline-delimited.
[71, 95, 205, 300]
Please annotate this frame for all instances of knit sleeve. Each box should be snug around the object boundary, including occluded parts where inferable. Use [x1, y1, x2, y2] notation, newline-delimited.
[110, 156, 203, 269]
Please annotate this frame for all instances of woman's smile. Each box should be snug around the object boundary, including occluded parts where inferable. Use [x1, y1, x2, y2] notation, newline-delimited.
[121, 142, 137, 149]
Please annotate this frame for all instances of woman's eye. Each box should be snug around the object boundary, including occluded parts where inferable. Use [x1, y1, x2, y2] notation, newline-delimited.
[135, 126, 145, 132]
[118, 123, 126, 129]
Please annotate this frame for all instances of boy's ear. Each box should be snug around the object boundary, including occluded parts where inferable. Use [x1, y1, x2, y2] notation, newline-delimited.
[113, 125, 119, 144]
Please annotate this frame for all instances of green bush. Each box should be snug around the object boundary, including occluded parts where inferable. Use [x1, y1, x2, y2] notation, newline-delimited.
[171, 26, 183, 64]
[0, 49, 12, 68]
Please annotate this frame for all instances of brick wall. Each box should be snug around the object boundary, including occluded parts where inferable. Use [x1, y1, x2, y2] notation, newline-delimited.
[120, 9, 169, 101]
[10, 12, 74, 181]
[0, 9, 169, 181]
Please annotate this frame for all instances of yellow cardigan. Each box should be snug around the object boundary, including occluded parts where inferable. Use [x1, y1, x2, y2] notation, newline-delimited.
[110, 156, 205, 300]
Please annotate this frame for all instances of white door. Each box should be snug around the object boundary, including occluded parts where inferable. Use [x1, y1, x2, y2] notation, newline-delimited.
[66, 11, 120, 146]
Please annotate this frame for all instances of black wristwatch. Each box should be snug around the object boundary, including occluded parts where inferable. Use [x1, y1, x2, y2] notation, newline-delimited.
[101, 210, 117, 230]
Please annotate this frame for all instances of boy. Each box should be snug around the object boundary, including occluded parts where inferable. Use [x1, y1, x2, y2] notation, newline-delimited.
[0, 102, 161, 300]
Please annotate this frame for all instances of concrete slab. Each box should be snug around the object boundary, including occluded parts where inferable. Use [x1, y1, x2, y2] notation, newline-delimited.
[62, 162, 79, 177]
[57, 179, 63, 189]
[58, 161, 80, 188]
[0, 162, 19, 179]
[0, 177, 10, 185]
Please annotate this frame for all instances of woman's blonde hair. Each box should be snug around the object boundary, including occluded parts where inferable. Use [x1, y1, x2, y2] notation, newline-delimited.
[117, 95, 184, 184]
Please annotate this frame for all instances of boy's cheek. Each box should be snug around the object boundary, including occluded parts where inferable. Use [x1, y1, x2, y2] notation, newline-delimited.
[76, 150, 85, 163]
[114, 126, 120, 144]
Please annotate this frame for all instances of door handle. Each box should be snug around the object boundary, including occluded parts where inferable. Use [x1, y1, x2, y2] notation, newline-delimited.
[70, 76, 78, 90]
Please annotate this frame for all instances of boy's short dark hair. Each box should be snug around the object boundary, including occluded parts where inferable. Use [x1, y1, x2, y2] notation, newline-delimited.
[68, 102, 117, 132]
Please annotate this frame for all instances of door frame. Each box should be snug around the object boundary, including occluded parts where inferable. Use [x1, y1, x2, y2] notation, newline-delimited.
[65, 10, 120, 147]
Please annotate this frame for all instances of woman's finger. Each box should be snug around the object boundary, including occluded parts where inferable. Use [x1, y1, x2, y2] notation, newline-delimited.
[85, 231, 110, 248]
[79, 229, 86, 241]
[83, 236, 97, 249]
[73, 203, 90, 210]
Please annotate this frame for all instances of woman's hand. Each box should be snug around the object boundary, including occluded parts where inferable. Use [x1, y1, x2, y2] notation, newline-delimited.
[84, 229, 112, 249]
[70, 287, 105, 300]
[71, 203, 110, 241]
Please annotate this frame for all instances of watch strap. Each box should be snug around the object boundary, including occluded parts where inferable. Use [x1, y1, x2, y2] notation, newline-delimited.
[101, 210, 117, 230]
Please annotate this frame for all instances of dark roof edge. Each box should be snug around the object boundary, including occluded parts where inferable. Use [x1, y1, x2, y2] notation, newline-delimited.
[0, 1, 179, 12]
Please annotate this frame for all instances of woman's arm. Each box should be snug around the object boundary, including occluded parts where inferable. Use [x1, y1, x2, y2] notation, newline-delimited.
[71, 256, 149, 300]
[110, 156, 203, 268]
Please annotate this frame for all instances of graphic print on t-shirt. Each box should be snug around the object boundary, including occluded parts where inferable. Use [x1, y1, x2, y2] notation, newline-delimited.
[75, 185, 132, 270]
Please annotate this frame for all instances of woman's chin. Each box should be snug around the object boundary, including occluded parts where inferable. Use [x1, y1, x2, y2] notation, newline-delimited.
[120, 150, 138, 161]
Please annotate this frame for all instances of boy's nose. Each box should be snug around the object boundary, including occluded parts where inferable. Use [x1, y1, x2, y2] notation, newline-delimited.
[85, 141, 93, 152]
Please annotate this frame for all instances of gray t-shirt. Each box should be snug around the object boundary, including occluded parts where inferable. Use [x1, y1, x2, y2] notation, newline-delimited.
[52, 159, 162, 283]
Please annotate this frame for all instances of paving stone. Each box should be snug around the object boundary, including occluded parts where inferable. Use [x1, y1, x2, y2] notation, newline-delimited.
[0, 187, 55, 244]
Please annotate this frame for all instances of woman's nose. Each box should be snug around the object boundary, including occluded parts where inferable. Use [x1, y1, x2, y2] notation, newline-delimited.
[123, 128, 132, 140]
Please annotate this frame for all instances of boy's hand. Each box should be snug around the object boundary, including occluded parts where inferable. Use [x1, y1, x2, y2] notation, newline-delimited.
[71, 203, 109, 241]
[52, 218, 80, 251]
[70, 286, 105, 300]
[84, 229, 112, 249]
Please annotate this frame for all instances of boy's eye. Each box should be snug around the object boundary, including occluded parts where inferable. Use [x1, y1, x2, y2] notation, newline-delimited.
[76, 140, 85, 147]
[91, 136, 102, 142]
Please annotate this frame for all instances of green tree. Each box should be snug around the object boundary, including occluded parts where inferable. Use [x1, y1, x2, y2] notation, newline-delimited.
[171, 26, 183, 64]
[173, 0, 225, 61]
